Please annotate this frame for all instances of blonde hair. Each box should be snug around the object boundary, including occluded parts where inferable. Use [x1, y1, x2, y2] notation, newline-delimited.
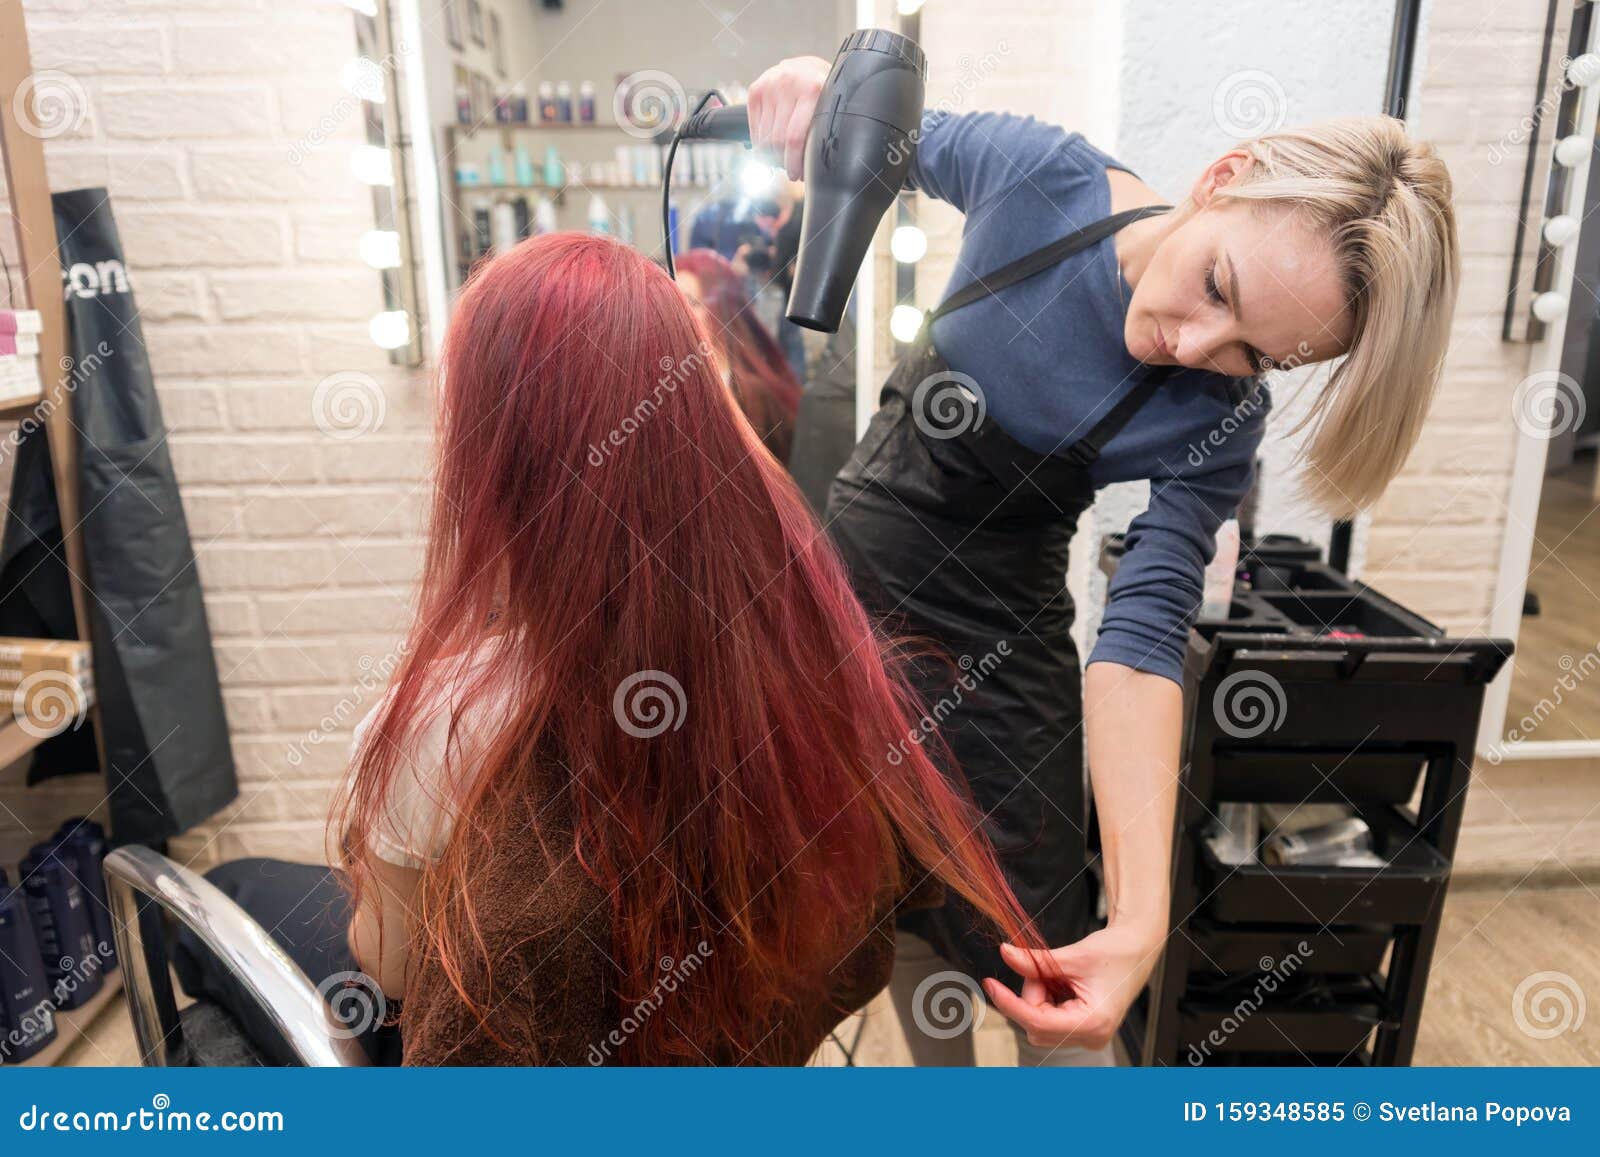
[1214, 115, 1459, 518]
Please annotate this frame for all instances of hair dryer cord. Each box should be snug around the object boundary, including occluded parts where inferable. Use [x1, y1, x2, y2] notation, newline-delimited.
[661, 89, 726, 281]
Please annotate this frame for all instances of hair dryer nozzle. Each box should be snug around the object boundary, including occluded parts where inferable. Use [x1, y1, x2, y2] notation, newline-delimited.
[784, 29, 925, 334]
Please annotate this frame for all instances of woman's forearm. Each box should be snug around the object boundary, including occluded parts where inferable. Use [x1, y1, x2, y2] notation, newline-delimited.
[1082, 660, 1183, 938]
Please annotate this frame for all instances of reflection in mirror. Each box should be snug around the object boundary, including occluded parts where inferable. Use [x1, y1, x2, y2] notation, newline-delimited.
[1504, 226, 1600, 749]
[419, 2, 844, 284]
[409, 0, 858, 503]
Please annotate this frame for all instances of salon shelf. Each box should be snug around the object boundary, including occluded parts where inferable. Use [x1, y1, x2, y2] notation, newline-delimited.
[0, 686, 95, 768]
[453, 120, 638, 134]
[1179, 974, 1393, 1056]
[1254, 590, 1442, 639]
[1241, 560, 1359, 595]
[0, 717, 51, 767]
[456, 180, 663, 194]
[10, 970, 123, 1067]
[1186, 920, 1392, 976]
[0, 393, 44, 420]
[1210, 748, 1426, 805]
[1198, 806, 1451, 926]
[1128, 531, 1512, 1067]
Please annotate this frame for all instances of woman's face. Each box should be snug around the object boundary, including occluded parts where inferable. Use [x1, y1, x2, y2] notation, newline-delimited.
[1124, 154, 1354, 377]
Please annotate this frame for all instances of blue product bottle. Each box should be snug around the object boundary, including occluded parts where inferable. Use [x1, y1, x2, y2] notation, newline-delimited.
[0, 868, 57, 1064]
[487, 147, 506, 186]
[514, 145, 534, 188]
[543, 144, 563, 188]
[54, 819, 116, 974]
[19, 844, 102, 1011]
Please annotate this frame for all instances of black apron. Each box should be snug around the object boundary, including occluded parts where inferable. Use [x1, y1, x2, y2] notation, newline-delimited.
[824, 206, 1172, 984]
[0, 189, 239, 845]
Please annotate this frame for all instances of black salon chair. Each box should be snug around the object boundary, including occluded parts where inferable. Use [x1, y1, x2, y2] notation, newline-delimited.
[103, 846, 368, 1066]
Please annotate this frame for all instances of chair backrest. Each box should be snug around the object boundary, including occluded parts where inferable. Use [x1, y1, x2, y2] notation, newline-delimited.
[102, 846, 369, 1067]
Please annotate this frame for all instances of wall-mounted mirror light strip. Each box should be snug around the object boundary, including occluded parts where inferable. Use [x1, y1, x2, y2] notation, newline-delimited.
[346, 0, 424, 365]
[1504, 2, 1597, 343]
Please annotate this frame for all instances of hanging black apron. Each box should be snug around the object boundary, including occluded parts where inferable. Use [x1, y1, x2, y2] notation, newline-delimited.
[825, 206, 1173, 984]
[0, 189, 239, 845]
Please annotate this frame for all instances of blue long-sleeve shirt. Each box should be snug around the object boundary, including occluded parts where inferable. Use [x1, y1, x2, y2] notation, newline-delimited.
[910, 110, 1269, 686]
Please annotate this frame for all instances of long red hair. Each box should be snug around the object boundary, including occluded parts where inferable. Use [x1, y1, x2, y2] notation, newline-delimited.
[674, 247, 801, 464]
[338, 233, 1046, 1063]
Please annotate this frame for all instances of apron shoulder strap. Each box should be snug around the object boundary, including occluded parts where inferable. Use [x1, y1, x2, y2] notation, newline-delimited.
[928, 204, 1172, 324]
[1059, 365, 1177, 467]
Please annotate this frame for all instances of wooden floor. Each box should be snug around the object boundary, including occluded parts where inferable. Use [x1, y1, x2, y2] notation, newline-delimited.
[63, 883, 1598, 1068]
[1505, 455, 1600, 743]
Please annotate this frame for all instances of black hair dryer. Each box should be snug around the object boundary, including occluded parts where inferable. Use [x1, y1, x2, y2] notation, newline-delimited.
[667, 29, 926, 333]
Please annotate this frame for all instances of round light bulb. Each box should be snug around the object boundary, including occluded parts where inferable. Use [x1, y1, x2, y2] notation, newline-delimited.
[1532, 292, 1569, 323]
[891, 224, 928, 263]
[1544, 214, 1580, 247]
[1554, 134, 1590, 168]
[351, 145, 394, 186]
[369, 310, 411, 350]
[890, 304, 924, 343]
[1569, 53, 1600, 87]
[341, 57, 387, 104]
[739, 158, 775, 199]
[359, 229, 402, 269]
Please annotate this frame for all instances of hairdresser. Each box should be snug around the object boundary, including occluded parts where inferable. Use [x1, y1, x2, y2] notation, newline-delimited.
[746, 58, 1458, 1065]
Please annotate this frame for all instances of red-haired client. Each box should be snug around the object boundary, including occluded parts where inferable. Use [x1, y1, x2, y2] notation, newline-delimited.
[172, 232, 1055, 1066]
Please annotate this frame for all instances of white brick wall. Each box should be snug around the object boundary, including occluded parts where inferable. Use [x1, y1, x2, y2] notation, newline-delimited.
[0, 0, 1560, 872]
[0, 0, 430, 869]
[1363, 7, 1546, 634]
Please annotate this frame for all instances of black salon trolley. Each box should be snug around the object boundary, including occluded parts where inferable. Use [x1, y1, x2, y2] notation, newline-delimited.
[1097, 535, 1512, 1066]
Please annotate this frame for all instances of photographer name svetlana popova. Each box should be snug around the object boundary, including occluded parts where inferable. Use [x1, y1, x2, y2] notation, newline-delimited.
[1185, 1102, 1575, 1126]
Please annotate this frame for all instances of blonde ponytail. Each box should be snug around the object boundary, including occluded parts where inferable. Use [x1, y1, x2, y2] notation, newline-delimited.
[1216, 116, 1460, 518]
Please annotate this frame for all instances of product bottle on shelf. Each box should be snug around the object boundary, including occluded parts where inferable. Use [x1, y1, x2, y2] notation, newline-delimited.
[533, 196, 557, 235]
[491, 200, 518, 253]
[52, 819, 116, 974]
[0, 868, 58, 1064]
[586, 193, 611, 235]
[514, 144, 534, 187]
[455, 85, 473, 125]
[18, 843, 102, 1011]
[542, 144, 563, 188]
[579, 80, 596, 123]
[513, 197, 532, 239]
[511, 82, 529, 123]
[538, 80, 557, 123]
[487, 146, 507, 186]
[472, 207, 492, 257]
[555, 80, 573, 123]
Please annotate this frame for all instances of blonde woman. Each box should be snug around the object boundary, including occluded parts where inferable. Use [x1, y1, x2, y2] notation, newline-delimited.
[747, 59, 1459, 1066]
